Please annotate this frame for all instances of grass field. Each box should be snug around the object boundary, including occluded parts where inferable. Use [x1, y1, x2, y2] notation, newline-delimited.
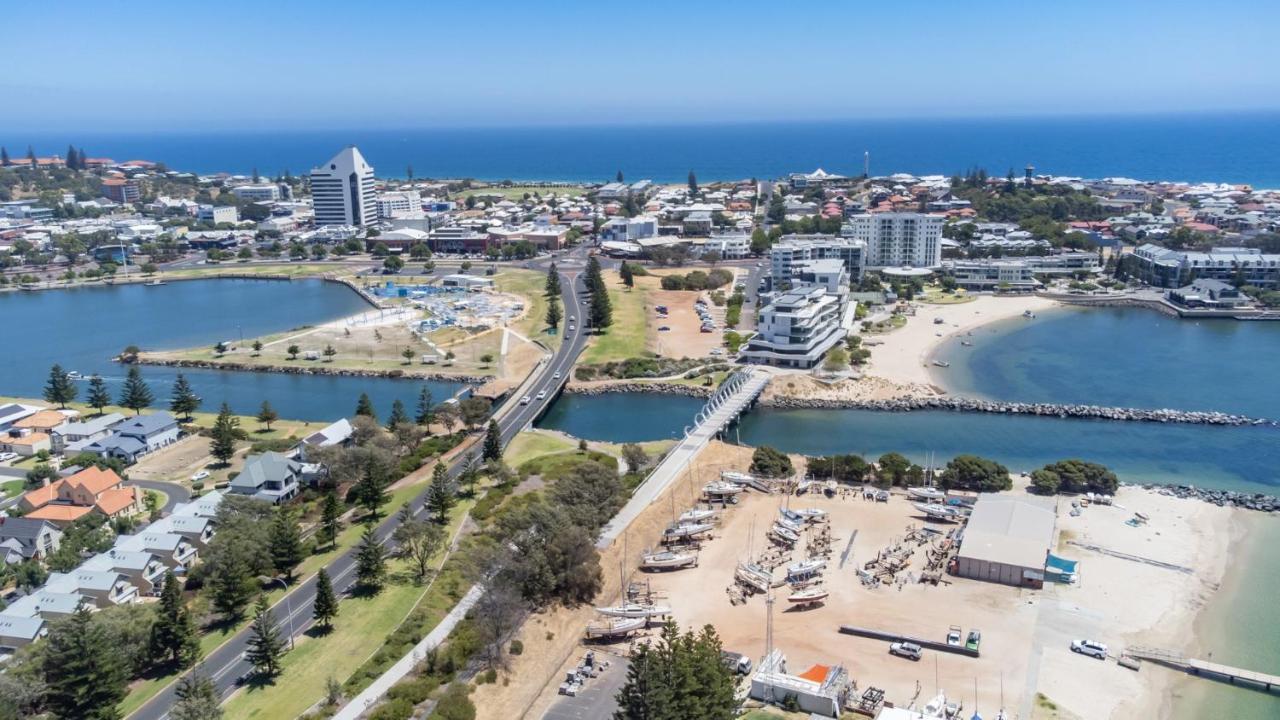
[159, 263, 340, 279]
[579, 271, 650, 364]
[918, 288, 975, 305]
[505, 431, 674, 473]
[0, 395, 317, 437]
[494, 268, 562, 350]
[222, 496, 475, 719]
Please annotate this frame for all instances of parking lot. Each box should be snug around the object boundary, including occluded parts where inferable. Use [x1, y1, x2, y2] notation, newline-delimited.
[542, 651, 629, 720]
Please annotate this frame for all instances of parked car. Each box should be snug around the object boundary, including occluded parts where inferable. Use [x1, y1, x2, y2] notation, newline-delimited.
[946, 627, 962, 646]
[966, 629, 982, 651]
[889, 642, 922, 661]
[1071, 639, 1108, 659]
[658, 326, 671, 331]
[191, 470, 211, 482]
[0, 452, 18, 463]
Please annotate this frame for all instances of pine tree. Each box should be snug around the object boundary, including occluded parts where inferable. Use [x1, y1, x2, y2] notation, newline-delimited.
[168, 373, 200, 421]
[415, 386, 434, 426]
[426, 462, 454, 524]
[386, 398, 409, 430]
[321, 490, 342, 548]
[43, 605, 128, 720]
[687, 169, 698, 195]
[43, 363, 77, 408]
[546, 295, 562, 329]
[590, 284, 613, 329]
[256, 400, 278, 431]
[118, 366, 153, 415]
[544, 263, 561, 298]
[209, 403, 239, 465]
[616, 170, 624, 182]
[26, 145, 36, 167]
[613, 640, 673, 720]
[245, 595, 285, 678]
[584, 256, 603, 294]
[269, 507, 304, 581]
[355, 461, 389, 521]
[355, 392, 376, 420]
[483, 420, 503, 462]
[620, 262, 634, 288]
[0, 146, 9, 166]
[210, 558, 254, 622]
[312, 567, 339, 632]
[87, 375, 112, 415]
[172, 674, 223, 720]
[66, 144, 79, 170]
[355, 525, 387, 593]
[150, 571, 200, 668]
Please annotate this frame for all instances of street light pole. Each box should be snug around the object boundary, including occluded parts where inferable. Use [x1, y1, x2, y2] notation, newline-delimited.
[267, 577, 295, 649]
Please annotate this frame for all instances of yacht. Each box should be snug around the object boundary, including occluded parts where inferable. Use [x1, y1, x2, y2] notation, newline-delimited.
[913, 503, 962, 522]
[640, 550, 697, 571]
[594, 603, 671, 619]
[908, 487, 946, 502]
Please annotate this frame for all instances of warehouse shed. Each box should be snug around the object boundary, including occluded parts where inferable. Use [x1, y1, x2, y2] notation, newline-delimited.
[955, 495, 1057, 587]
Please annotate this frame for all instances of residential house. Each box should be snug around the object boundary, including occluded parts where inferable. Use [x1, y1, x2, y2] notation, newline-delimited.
[229, 451, 302, 504]
[149, 514, 215, 552]
[20, 466, 142, 526]
[2, 590, 84, 621]
[53, 412, 125, 453]
[82, 549, 169, 596]
[297, 417, 353, 461]
[0, 403, 38, 430]
[12, 409, 70, 434]
[0, 517, 63, 564]
[0, 428, 52, 457]
[0, 615, 46, 652]
[83, 411, 180, 463]
[114, 531, 199, 571]
[44, 569, 139, 607]
[1168, 278, 1247, 309]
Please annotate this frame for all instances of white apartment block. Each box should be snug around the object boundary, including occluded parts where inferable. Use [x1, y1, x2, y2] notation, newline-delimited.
[742, 283, 848, 369]
[770, 235, 866, 288]
[376, 191, 421, 219]
[230, 184, 281, 202]
[196, 205, 238, 225]
[601, 215, 659, 243]
[844, 212, 943, 269]
[310, 146, 377, 228]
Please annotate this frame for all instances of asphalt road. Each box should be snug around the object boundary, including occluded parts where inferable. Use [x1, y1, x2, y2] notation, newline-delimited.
[132, 480, 192, 514]
[129, 254, 592, 720]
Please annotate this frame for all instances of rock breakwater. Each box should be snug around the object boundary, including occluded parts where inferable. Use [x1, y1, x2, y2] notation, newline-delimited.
[1137, 482, 1280, 512]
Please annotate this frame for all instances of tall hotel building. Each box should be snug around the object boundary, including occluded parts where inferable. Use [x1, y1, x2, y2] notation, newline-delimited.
[843, 212, 944, 268]
[310, 146, 377, 227]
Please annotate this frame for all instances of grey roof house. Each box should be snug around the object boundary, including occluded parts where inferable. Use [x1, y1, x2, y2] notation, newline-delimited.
[54, 412, 125, 452]
[0, 614, 46, 652]
[229, 452, 302, 504]
[0, 517, 63, 563]
[83, 412, 180, 463]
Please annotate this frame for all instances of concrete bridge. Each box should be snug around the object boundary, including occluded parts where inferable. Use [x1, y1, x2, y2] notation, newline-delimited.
[597, 369, 770, 548]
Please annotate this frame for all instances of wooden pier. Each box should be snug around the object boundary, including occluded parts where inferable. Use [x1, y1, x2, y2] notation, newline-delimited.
[1125, 646, 1280, 692]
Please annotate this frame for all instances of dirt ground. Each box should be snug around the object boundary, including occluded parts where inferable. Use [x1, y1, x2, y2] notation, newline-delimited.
[647, 289, 726, 360]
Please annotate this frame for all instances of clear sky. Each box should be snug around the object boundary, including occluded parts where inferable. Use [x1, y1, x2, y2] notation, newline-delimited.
[5, 0, 1279, 131]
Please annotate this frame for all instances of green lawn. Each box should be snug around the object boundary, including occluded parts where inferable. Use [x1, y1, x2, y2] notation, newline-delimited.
[1, 477, 23, 499]
[494, 268, 562, 350]
[506, 431, 674, 473]
[222, 496, 475, 719]
[0, 395, 320, 436]
[457, 185, 585, 200]
[918, 289, 975, 305]
[160, 263, 337, 279]
[579, 271, 649, 364]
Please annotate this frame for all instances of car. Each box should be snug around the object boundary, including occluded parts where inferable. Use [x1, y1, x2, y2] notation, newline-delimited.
[710, 348, 723, 356]
[520, 395, 532, 405]
[581, 300, 589, 306]
[966, 629, 982, 651]
[889, 642, 922, 661]
[1071, 639, 1108, 659]
[536, 390, 547, 400]
[553, 371, 562, 379]
[568, 324, 575, 331]
[569, 316, 577, 323]
[946, 627, 962, 646]
[191, 470, 211, 482]
[658, 326, 671, 331]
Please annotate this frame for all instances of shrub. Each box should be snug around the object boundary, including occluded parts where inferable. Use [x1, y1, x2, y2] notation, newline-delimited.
[509, 639, 523, 655]
[750, 446, 793, 478]
[369, 698, 413, 720]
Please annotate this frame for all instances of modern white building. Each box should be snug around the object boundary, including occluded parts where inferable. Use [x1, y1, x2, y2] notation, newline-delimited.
[844, 212, 944, 269]
[693, 232, 750, 259]
[310, 146, 377, 228]
[601, 215, 659, 243]
[230, 184, 282, 202]
[196, 204, 238, 225]
[742, 268, 849, 369]
[376, 191, 421, 219]
[770, 235, 866, 288]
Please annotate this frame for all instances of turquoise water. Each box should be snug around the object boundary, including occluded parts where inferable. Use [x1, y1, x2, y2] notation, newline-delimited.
[0, 280, 462, 420]
[535, 392, 706, 443]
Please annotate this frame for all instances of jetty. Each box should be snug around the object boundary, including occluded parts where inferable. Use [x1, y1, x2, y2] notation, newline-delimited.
[1125, 646, 1280, 693]
[596, 370, 769, 548]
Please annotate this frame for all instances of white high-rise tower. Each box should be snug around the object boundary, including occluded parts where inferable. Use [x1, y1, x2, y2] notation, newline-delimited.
[310, 146, 376, 227]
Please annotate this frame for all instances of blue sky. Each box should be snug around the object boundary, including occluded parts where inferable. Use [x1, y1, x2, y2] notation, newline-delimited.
[4, 0, 1279, 131]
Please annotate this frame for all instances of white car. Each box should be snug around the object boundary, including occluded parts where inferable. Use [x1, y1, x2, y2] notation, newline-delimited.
[568, 324, 575, 331]
[536, 390, 547, 400]
[0, 451, 18, 462]
[191, 470, 211, 482]
[553, 371, 562, 379]
[520, 395, 532, 405]
[1071, 639, 1108, 659]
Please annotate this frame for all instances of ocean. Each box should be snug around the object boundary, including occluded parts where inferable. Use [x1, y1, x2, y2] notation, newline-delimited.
[10, 112, 1280, 187]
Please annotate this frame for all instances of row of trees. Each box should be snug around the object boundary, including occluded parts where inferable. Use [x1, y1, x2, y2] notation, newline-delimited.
[584, 255, 613, 330]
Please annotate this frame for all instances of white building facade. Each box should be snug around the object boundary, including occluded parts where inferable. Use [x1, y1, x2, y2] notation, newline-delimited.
[844, 212, 943, 269]
[310, 146, 377, 228]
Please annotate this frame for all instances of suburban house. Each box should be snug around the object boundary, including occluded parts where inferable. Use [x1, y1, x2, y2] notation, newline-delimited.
[19, 466, 142, 526]
[114, 531, 199, 571]
[150, 514, 215, 552]
[53, 412, 125, 452]
[82, 412, 180, 463]
[0, 428, 52, 457]
[43, 569, 139, 607]
[0, 615, 46, 652]
[12, 409, 71, 435]
[0, 517, 63, 564]
[297, 417, 353, 460]
[2, 591, 83, 622]
[229, 451, 302, 504]
[82, 549, 170, 596]
[0, 403, 39, 430]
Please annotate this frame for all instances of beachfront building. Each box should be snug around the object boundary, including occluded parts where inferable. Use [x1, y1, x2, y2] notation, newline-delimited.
[844, 212, 943, 269]
[742, 265, 849, 369]
[310, 146, 377, 228]
[770, 235, 866, 289]
[601, 215, 659, 243]
[1167, 279, 1247, 309]
[750, 649, 851, 717]
[229, 451, 303, 504]
[955, 495, 1056, 588]
[947, 259, 1038, 291]
[1130, 244, 1280, 288]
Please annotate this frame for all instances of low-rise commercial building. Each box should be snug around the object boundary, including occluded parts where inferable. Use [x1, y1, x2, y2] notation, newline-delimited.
[1131, 244, 1280, 288]
[955, 495, 1057, 587]
[742, 275, 848, 369]
[197, 204, 239, 225]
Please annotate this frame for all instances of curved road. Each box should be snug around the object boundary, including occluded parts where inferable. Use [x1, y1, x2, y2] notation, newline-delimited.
[129, 258, 591, 720]
[131, 480, 192, 514]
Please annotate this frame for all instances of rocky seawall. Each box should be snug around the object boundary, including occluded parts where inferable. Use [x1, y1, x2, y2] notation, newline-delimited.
[565, 381, 713, 398]
[129, 357, 488, 384]
[1137, 482, 1280, 512]
[761, 394, 1274, 427]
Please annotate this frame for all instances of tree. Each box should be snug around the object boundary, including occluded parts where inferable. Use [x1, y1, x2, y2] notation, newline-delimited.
[426, 462, 455, 524]
[209, 403, 239, 465]
[0, 146, 8, 166]
[483, 420, 503, 462]
[876, 452, 912, 486]
[619, 262, 634, 288]
[14, 558, 48, 592]
[245, 595, 285, 678]
[750, 445, 793, 478]
[169, 373, 200, 421]
[43, 363, 77, 408]
[749, 227, 770, 255]
[621, 443, 649, 473]
[312, 568, 339, 632]
[687, 170, 699, 195]
[355, 392, 377, 421]
[43, 606, 129, 720]
[614, 622, 734, 720]
[822, 346, 849, 373]
[150, 571, 200, 668]
[386, 398, 409, 430]
[87, 375, 112, 415]
[1030, 459, 1119, 495]
[546, 295, 562, 329]
[286, 344, 300, 360]
[354, 460, 390, 520]
[256, 400, 278, 431]
[251, 340, 263, 356]
[118, 366, 153, 415]
[321, 490, 342, 548]
[323, 344, 337, 362]
[434, 683, 477, 720]
[415, 386, 434, 426]
[401, 346, 415, 365]
[590, 280, 613, 329]
[459, 396, 490, 428]
[435, 401, 461, 433]
[171, 674, 222, 720]
[269, 507, 304, 581]
[939, 454, 1012, 492]
[394, 509, 446, 584]
[355, 525, 387, 593]
[544, 263, 561, 298]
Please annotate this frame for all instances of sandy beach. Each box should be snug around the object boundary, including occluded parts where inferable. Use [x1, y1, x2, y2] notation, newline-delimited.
[862, 294, 1061, 388]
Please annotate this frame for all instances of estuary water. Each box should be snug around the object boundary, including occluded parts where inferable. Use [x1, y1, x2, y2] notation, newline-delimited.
[0, 279, 462, 420]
